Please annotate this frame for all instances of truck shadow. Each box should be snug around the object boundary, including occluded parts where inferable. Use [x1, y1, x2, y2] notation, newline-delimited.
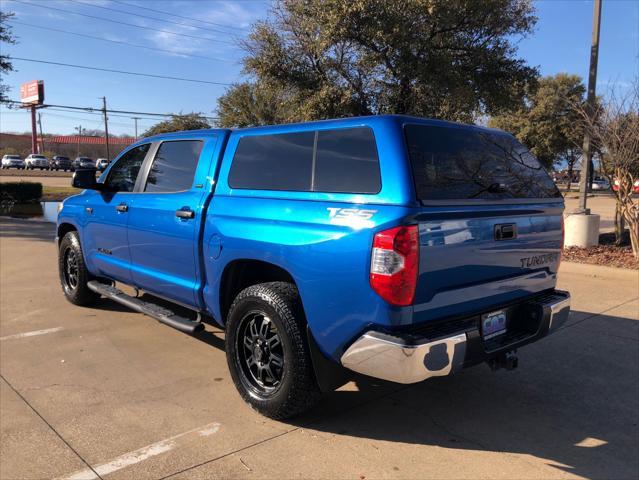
[296, 309, 638, 479]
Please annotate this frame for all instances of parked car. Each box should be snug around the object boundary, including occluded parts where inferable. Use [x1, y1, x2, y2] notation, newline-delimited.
[1, 154, 25, 169]
[25, 154, 49, 170]
[591, 177, 610, 190]
[72, 157, 96, 170]
[58, 115, 570, 419]
[51, 155, 72, 171]
[96, 158, 110, 171]
[613, 178, 639, 193]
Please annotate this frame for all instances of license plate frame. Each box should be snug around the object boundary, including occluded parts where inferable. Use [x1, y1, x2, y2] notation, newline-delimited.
[481, 309, 507, 340]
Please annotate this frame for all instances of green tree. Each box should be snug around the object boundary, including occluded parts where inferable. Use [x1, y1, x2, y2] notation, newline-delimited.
[489, 73, 587, 171]
[142, 113, 210, 137]
[217, 0, 538, 127]
[0, 11, 16, 102]
[217, 82, 296, 128]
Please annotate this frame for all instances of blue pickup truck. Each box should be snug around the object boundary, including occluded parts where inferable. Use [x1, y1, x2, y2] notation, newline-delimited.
[57, 115, 570, 419]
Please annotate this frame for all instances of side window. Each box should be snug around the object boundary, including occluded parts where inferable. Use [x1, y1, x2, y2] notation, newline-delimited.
[314, 127, 380, 193]
[228, 132, 314, 191]
[144, 140, 203, 193]
[105, 144, 150, 192]
[227, 127, 380, 194]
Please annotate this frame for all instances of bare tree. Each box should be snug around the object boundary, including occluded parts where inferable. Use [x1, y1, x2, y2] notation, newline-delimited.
[578, 82, 639, 257]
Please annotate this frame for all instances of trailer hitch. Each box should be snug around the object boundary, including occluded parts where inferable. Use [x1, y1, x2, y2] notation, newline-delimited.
[488, 350, 518, 371]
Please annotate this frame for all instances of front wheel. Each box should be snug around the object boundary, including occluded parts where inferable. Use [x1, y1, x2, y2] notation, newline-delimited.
[58, 231, 99, 306]
[225, 282, 321, 419]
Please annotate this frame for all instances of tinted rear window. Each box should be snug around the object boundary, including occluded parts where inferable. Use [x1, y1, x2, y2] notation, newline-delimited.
[314, 128, 380, 193]
[145, 140, 203, 193]
[229, 132, 314, 191]
[228, 127, 380, 193]
[404, 125, 561, 201]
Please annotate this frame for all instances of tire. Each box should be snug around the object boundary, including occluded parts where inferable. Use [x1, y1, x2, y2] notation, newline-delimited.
[58, 231, 99, 306]
[225, 282, 321, 419]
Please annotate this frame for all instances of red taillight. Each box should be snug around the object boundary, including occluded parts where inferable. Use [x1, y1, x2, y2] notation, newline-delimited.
[370, 225, 419, 306]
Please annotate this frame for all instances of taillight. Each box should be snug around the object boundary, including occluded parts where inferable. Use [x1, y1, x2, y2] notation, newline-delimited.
[370, 225, 419, 306]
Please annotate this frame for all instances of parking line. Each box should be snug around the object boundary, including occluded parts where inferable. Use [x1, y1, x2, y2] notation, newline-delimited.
[60, 422, 221, 480]
[0, 327, 63, 341]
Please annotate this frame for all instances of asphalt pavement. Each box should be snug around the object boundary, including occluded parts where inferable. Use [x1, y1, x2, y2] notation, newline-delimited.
[0, 217, 637, 479]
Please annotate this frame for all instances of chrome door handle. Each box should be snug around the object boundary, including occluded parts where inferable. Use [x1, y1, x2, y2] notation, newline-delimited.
[175, 208, 194, 219]
[116, 203, 128, 213]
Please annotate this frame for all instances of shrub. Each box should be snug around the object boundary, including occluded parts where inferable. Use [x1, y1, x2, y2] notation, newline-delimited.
[0, 182, 43, 203]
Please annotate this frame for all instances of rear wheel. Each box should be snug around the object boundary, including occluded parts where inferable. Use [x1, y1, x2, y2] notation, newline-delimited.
[225, 282, 321, 419]
[58, 231, 99, 306]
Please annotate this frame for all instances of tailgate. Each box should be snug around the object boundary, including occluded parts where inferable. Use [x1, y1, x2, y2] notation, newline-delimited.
[403, 122, 564, 323]
[412, 203, 563, 322]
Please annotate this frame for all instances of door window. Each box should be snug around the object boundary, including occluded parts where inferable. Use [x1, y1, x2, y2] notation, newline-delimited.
[144, 140, 203, 193]
[105, 144, 150, 192]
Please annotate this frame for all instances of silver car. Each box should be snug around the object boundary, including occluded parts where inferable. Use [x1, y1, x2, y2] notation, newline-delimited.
[1, 154, 25, 169]
[591, 177, 610, 190]
[25, 154, 49, 170]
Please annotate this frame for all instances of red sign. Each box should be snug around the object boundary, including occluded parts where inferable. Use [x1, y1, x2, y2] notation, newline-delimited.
[20, 80, 44, 105]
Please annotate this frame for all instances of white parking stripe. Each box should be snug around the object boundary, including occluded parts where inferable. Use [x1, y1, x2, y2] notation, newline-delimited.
[60, 422, 221, 480]
[7, 308, 48, 323]
[0, 327, 63, 341]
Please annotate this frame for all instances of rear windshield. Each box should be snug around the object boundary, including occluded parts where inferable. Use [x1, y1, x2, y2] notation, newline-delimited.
[404, 124, 561, 201]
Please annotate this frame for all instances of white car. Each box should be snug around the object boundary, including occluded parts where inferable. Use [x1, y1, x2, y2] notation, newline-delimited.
[1, 154, 25, 169]
[591, 178, 610, 190]
[25, 154, 49, 170]
[96, 158, 110, 171]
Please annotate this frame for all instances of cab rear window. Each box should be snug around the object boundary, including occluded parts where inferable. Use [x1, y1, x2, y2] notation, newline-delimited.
[404, 124, 561, 201]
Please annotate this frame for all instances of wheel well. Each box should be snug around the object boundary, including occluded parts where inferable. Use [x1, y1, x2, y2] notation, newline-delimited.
[220, 259, 297, 322]
[57, 223, 76, 244]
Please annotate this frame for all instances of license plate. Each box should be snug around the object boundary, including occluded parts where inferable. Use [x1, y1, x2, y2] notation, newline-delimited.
[482, 310, 507, 339]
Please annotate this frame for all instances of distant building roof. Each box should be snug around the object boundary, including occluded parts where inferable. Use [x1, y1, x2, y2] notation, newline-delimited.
[44, 135, 136, 145]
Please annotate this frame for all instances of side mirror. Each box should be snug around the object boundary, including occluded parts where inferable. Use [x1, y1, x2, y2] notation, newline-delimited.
[72, 168, 101, 190]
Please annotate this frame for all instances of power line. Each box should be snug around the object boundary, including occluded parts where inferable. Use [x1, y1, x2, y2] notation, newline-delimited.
[8, 20, 234, 63]
[10, 0, 235, 45]
[67, 0, 242, 37]
[10, 57, 233, 86]
[1, 100, 219, 121]
[112, 0, 250, 32]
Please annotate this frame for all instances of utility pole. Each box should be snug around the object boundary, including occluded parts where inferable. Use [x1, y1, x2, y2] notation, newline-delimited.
[102, 97, 111, 160]
[37, 112, 46, 154]
[577, 0, 602, 214]
[75, 125, 83, 157]
[132, 117, 140, 140]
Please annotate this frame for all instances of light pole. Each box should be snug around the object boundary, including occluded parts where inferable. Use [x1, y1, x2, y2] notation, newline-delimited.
[132, 117, 140, 140]
[565, 0, 602, 248]
[576, 0, 602, 214]
[75, 125, 83, 157]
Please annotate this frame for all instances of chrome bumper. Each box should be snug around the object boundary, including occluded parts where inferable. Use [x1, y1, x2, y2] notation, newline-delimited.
[341, 291, 571, 384]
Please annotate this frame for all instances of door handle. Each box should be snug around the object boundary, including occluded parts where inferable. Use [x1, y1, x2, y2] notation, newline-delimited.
[116, 203, 128, 213]
[175, 208, 195, 219]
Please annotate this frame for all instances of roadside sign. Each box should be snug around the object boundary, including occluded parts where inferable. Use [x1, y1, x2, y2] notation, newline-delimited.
[20, 80, 44, 105]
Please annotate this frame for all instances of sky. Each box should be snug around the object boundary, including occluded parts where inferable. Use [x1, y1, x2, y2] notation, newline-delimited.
[0, 0, 637, 137]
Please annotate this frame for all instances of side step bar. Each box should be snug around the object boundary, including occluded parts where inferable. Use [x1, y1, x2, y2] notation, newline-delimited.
[87, 281, 204, 334]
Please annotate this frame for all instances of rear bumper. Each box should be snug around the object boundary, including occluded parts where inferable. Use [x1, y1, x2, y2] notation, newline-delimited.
[340, 289, 570, 384]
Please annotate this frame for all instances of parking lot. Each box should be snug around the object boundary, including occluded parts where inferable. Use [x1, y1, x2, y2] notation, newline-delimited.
[1, 217, 638, 479]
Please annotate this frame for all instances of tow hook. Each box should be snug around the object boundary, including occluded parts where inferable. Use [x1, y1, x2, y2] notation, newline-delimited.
[488, 350, 518, 371]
